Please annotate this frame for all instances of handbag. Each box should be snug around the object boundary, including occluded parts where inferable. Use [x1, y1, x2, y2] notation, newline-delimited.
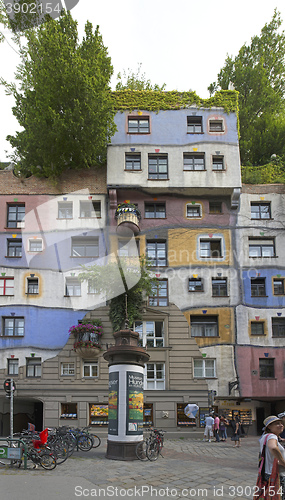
[253, 435, 281, 500]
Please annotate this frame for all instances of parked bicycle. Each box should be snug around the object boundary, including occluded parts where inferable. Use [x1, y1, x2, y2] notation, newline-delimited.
[136, 429, 165, 461]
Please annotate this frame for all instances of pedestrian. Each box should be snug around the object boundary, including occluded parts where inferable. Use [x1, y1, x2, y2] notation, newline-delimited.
[259, 415, 285, 500]
[214, 413, 220, 442]
[278, 412, 285, 444]
[232, 415, 242, 447]
[203, 413, 214, 442]
[219, 414, 229, 442]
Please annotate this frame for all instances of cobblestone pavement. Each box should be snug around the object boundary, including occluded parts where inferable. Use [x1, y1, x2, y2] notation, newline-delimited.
[0, 436, 260, 500]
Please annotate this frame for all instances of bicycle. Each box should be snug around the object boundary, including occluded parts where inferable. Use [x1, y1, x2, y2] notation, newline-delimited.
[146, 429, 165, 461]
[136, 429, 155, 461]
[82, 427, 101, 449]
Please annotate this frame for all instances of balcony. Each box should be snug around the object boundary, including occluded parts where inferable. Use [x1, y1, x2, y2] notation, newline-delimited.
[69, 323, 103, 358]
[115, 204, 141, 236]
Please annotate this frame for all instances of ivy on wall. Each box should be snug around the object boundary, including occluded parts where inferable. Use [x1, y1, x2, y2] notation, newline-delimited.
[241, 162, 285, 184]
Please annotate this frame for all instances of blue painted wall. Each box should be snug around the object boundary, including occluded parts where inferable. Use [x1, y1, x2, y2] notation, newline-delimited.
[242, 269, 285, 308]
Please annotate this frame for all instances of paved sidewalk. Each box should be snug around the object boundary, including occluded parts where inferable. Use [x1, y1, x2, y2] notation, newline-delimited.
[0, 436, 260, 500]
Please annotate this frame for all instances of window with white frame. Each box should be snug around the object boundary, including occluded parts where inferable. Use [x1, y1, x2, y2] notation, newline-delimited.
[58, 201, 73, 219]
[251, 202, 271, 220]
[0, 277, 14, 296]
[26, 358, 41, 377]
[186, 204, 202, 218]
[65, 278, 81, 296]
[29, 239, 43, 252]
[80, 201, 101, 218]
[190, 316, 218, 337]
[125, 154, 141, 171]
[249, 238, 275, 258]
[188, 278, 203, 292]
[200, 239, 222, 258]
[2, 317, 24, 337]
[61, 362, 75, 376]
[194, 358, 216, 378]
[134, 320, 164, 347]
[8, 358, 19, 376]
[71, 238, 99, 258]
[83, 362, 98, 378]
[145, 363, 165, 390]
[27, 277, 39, 294]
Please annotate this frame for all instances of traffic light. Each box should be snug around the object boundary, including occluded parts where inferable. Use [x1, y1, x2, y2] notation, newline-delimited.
[3, 378, 16, 394]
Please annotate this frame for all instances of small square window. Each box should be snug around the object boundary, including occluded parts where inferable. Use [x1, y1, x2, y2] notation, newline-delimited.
[145, 203, 166, 218]
[209, 120, 224, 132]
[194, 359, 216, 378]
[58, 202, 73, 219]
[71, 238, 99, 258]
[61, 362, 75, 376]
[0, 277, 14, 296]
[80, 201, 101, 218]
[65, 279, 81, 296]
[189, 278, 203, 292]
[249, 238, 275, 258]
[2, 317, 24, 337]
[187, 116, 203, 133]
[125, 154, 141, 171]
[29, 239, 43, 252]
[212, 278, 227, 296]
[27, 277, 39, 294]
[273, 278, 285, 295]
[83, 362, 98, 378]
[212, 156, 224, 170]
[186, 204, 201, 218]
[251, 278, 266, 297]
[200, 239, 222, 258]
[190, 316, 218, 337]
[7, 239, 22, 258]
[183, 154, 205, 171]
[251, 322, 265, 336]
[251, 203, 271, 220]
[128, 117, 149, 134]
[209, 202, 222, 214]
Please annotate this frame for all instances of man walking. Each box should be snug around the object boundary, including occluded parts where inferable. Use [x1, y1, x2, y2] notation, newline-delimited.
[203, 414, 214, 442]
[214, 413, 220, 442]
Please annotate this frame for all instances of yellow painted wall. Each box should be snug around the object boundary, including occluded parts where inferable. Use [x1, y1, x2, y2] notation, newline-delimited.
[183, 307, 234, 347]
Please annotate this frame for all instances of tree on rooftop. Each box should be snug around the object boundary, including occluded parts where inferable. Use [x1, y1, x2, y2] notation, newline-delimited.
[1, 9, 116, 179]
[116, 63, 166, 91]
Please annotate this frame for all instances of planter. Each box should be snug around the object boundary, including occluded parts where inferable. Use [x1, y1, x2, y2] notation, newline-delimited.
[74, 345, 101, 358]
[116, 212, 140, 236]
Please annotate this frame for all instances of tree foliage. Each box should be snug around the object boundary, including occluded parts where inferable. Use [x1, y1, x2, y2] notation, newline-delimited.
[116, 63, 166, 91]
[209, 10, 285, 166]
[1, 10, 116, 179]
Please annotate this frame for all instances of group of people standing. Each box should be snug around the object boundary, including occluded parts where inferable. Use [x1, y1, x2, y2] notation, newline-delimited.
[203, 412, 242, 446]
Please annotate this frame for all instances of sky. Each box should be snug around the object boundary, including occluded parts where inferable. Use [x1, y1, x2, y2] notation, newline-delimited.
[0, 0, 285, 161]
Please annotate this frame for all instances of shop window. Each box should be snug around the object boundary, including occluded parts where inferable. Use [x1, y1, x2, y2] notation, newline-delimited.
[89, 404, 108, 426]
[143, 404, 153, 427]
[0, 277, 14, 296]
[60, 403, 78, 419]
[177, 404, 196, 427]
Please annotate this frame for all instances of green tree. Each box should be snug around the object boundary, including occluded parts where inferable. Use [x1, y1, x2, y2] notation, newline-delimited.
[116, 63, 166, 91]
[1, 10, 116, 179]
[209, 10, 285, 165]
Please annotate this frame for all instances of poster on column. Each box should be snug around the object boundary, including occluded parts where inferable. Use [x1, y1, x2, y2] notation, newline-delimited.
[126, 371, 144, 435]
[108, 371, 119, 435]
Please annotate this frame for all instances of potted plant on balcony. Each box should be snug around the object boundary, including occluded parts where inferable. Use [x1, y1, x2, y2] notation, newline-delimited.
[69, 319, 103, 358]
[115, 203, 141, 236]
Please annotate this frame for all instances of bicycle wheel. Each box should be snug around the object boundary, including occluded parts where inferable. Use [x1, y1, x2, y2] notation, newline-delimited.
[91, 435, 101, 448]
[136, 440, 148, 461]
[63, 434, 76, 456]
[51, 442, 68, 464]
[146, 441, 160, 461]
[77, 434, 93, 451]
[40, 453, 57, 470]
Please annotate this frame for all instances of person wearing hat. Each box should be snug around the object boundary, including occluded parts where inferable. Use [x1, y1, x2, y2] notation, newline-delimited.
[278, 412, 285, 443]
[259, 415, 285, 499]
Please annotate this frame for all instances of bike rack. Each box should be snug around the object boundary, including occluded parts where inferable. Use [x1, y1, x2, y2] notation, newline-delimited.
[0, 437, 28, 470]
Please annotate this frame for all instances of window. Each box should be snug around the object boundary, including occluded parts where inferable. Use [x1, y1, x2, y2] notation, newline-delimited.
[146, 363, 165, 390]
[209, 120, 224, 132]
[88, 281, 98, 294]
[71, 238, 99, 258]
[61, 403, 77, 419]
[272, 318, 285, 338]
[145, 203, 166, 218]
[251, 322, 265, 336]
[187, 116, 203, 133]
[83, 362, 98, 378]
[8, 358, 19, 376]
[134, 321, 164, 347]
[118, 238, 140, 258]
[65, 279, 81, 296]
[128, 117, 149, 134]
[186, 204, 201, 218]
[58, 201, 73, 219]
[212, 156, 224, 170]
[191, 316, 218, 337]
[259, 358, 275, 379]
[212, 278, 228, 296]
[7, 204, 25, 228]
[249, 238, 275, 258]
[200, 239, 222, 258]
[209, 202, 222, 214]
[146, 240, 167, 266]
[7, 239, 22, 257]
[188, 278, 203, 292]
[2, 318, 24, 337]
[251, 202, 271, 220]
[61, 362, 75, 376]
[148, 155, 168, 180]
[194, 359, 216, 378]
[0, 277, 14, 296]
[26, 358, 41, 377]
[125, 154, 141, 171]
[29, 239, 43, 252]
[27, 277, 39, 294]
[183, 154, 205, 171]
[149, 281, 168, 306]
[80, 201, 101, 218]
[273, 278, 285, 295]
[251, 278, 266, 297]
